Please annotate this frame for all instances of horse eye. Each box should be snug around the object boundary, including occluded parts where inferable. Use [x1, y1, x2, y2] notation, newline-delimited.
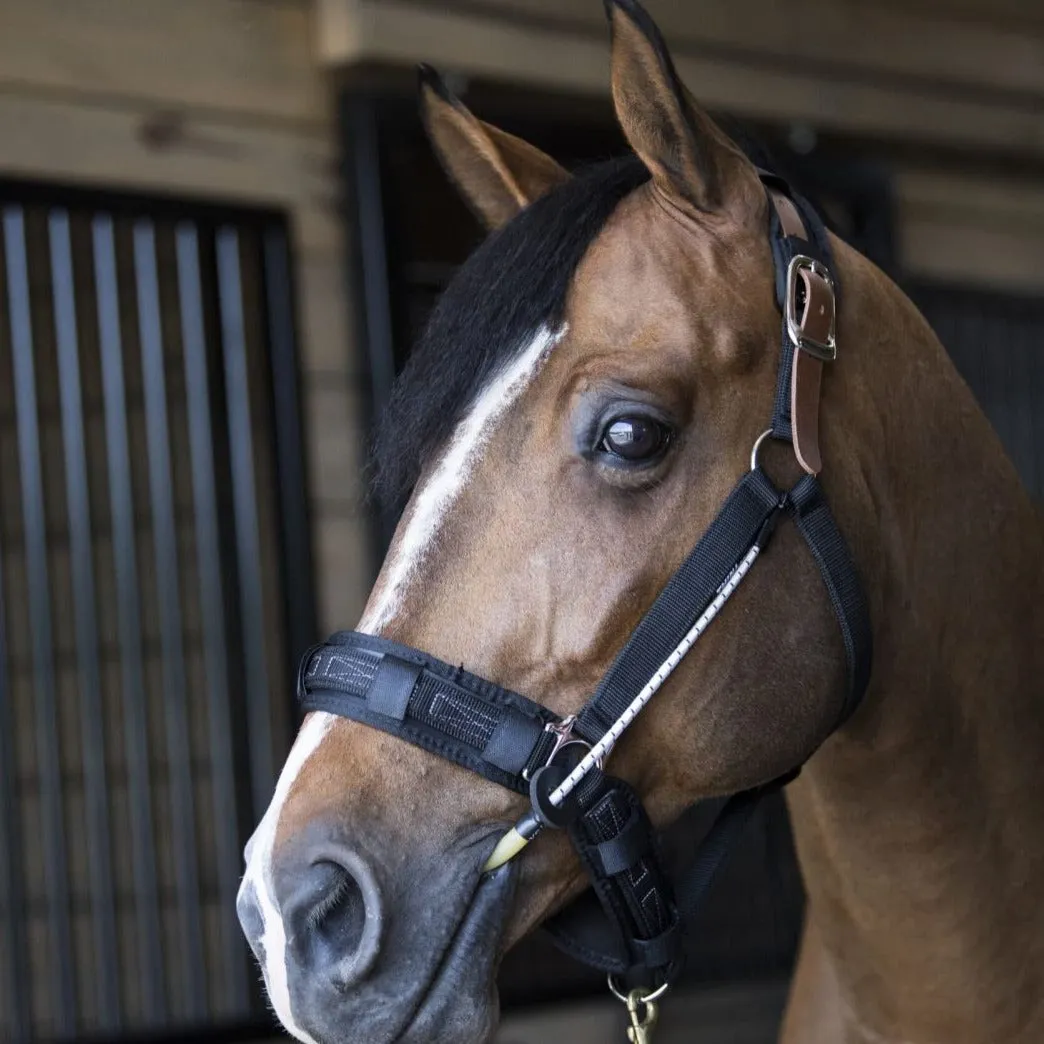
[599, 416, 671, 462]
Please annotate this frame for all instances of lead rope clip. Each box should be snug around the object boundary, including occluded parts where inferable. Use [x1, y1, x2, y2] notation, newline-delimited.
[625, 990, 659, 1044]
[610, 976, 668, 1044]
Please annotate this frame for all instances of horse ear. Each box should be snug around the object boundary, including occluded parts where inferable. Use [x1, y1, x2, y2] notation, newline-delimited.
[605, 0, 759, 218]
[419, 66, 570, 230]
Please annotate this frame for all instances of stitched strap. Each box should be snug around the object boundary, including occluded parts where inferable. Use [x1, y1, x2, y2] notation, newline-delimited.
[299, 632, 559, 794]
[788, 476, 874, 725]
[556, 776, 682, 981]
[543, 770, 797, 982]
[576, 467, 783, 743]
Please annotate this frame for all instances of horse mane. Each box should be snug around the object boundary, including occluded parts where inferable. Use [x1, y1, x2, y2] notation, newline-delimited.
[371, 154, 650, 512]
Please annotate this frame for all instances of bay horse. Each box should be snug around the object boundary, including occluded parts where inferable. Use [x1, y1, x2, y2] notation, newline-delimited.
[237, 1, 1044, 1041]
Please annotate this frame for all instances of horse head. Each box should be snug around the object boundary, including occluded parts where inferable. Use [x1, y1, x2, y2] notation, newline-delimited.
[237, 2, 924, 1041]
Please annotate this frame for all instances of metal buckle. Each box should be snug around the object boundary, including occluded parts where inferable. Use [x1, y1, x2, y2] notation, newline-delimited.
[785, 255, 836, 362]
[523, 715, 602, 781]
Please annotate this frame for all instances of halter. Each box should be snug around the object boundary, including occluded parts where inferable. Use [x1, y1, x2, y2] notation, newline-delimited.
[297, 170, 872, 1017]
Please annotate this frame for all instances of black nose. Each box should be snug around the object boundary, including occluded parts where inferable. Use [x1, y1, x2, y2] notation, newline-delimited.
[238, 839, 384, 990]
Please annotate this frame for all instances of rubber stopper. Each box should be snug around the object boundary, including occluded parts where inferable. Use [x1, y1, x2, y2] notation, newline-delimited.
[529, 763, 581, 828]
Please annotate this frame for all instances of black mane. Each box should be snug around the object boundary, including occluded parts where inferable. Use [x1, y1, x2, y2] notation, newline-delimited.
[372, 155, 650, 511]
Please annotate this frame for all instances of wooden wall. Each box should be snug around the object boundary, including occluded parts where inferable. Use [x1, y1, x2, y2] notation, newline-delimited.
[0, 0, 1038, 1033]
[2, 0, 1042, 659]
[0, 0, 374, 637]
[320, 0, 1044, 293]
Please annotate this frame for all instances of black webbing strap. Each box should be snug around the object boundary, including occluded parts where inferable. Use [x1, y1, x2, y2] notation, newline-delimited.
[543, 777, 789, 982]
[576, 467, 784, 743]
[542, 774, 681, 980]
[788, 476, 873, 726]
[299, 631, 559, 794]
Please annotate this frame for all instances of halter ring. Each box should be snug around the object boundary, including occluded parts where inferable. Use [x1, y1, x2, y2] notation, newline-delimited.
[750, 428, 774, 471]
[607, 973, 670, 1005]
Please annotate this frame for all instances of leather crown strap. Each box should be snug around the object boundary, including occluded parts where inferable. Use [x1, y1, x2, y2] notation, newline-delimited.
[298, 172, 872, 987]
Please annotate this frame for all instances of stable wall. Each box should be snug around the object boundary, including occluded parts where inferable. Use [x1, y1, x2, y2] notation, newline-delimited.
[2, 0, 1043, 682]
[0, 0, 374, 637]
[320, 0, 1044, 293]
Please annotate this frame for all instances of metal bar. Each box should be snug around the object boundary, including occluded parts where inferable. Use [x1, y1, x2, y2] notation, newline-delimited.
[3, 205, 78, 1035]
[261, 224, 316, 677]
[92, 213, 167, 1021]
[215, 227, 274, 819]
[175, 222, 249, 1011]
[0, 510, 31, 1043]
[1030, 317, 1044, 499]
[49, 209, 122, 1031]
[340, 95, 398, 552]
[134, 219, 207, 1019]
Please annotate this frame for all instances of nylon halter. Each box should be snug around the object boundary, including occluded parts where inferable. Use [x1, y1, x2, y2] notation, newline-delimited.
[298, 169, 872, 992]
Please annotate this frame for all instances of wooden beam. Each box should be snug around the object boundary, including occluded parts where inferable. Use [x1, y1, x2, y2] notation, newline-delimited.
[408, 0, 1044, 104]
[897, 168, 1044, 291]
[898, 169, 1044, 233]
[0, 90, 340, 254]
[317, 0, 1044, 160]
[883, 0, 1044, 32]
[0, 0, 326, 126]
[901, 217, 1044, 293]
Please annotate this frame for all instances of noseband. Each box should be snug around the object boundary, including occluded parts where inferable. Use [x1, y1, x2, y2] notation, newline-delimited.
[298, 171, 872, 1002]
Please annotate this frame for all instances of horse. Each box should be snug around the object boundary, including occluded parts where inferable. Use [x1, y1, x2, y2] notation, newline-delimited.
[236, 1, 1044, 1041]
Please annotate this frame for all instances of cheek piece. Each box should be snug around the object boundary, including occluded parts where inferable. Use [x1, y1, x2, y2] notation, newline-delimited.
[298, 170, 872, 998]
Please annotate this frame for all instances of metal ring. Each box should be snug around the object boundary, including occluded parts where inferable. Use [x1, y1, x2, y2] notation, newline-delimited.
[522, 732, 602, 783]
[750, 428, 774, 472]
[553, 738, 601, 769]
[607, 973, 670, 1005]
[524, 715, 606, 782]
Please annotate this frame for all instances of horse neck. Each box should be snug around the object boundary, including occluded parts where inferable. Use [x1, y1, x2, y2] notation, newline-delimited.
[789, 246, 1044, 1032]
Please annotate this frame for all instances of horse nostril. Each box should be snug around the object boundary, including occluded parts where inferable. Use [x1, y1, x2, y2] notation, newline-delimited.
[283, 845, 383, 989]
[309, 863, 367, 959]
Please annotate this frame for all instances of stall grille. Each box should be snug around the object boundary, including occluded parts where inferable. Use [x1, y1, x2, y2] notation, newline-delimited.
[0, 182, 314, 1041]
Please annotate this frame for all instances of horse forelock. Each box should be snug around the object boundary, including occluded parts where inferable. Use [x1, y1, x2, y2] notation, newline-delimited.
[370, 154, 650, 514]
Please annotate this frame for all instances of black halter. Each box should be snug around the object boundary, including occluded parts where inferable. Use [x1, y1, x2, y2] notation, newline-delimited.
[298, 170, 872, 991]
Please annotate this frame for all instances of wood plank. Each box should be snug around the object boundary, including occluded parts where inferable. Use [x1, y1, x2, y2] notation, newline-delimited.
[400, 0, 1044, 104]
[901, 219, 1044, 292]
[878, 0, 1044, 32]
[320, 0, 1044, 160]
[495, 998, 620, 1044]
[897, 169, 1044, 234]
[0, 0, 326, 126]
[296, 249, 359, 377]
[303, 377, 369, 508]
[311, 510, 374, 632]
[895, 166, 1044, 290]
[0, 91, 341, 254]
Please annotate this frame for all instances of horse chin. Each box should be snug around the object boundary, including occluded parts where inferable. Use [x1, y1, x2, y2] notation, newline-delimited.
[292, 858, 518, 1044]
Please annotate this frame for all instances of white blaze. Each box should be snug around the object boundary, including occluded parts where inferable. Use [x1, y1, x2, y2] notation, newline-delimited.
[360, 324, 562, 635]
[238, 712, 332, 1043]
[240, 324, 562, 1036]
